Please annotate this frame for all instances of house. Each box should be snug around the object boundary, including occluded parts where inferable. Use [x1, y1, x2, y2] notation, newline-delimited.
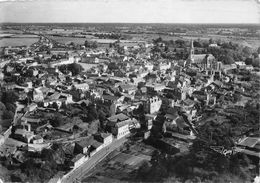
[13, 129, 35, 143]
[222, 64, 237, 73]
[107, 113, 129, 123]
[235, 61, 246, 68]
[102, 95, 119, 103]
[119, 84, 137, 95]
[245, 65, 254, 71]
[49, 56, 78, 68]
[74, 136, 95, 155]
[146, 83, 166, 93]
[59, 93, 73, 104]
[90, 140, 103, 155]
[144, 63, 154, 71]
[73, 83, 89, 92]
[94, 133, 113, 147]
[112, 120, 131, 139]
[158, 62, 171, 71]
[70, 153, 88, 169]
[30, 88, 44, 102]
[31, 135, 44, 144]
[209, 43, 219, 48]
[163, 109, 192, 135]
[21, 117, 42, 129]
[107, 113, 136, 139]
[212, 80, 223, 88]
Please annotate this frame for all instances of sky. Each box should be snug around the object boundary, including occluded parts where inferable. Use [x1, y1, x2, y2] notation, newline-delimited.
[0, 0, 259, 24]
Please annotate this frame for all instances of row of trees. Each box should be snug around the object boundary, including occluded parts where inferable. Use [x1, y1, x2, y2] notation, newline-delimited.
[0, 90, 19, 132]
[152, 37, 260, 66]
[93, 33, 121, 40]
[84, 40, 98, 49]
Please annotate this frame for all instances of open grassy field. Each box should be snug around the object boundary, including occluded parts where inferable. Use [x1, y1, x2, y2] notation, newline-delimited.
[49, 36, 90, 45]
[0, 37, 39, 47]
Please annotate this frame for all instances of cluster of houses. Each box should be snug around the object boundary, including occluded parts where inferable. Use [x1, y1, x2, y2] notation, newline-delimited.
[0, 35, 259, 179]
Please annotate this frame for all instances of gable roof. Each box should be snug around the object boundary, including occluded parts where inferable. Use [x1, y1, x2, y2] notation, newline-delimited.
[76, 136, 94, 148]
[108, 113, 129, 122]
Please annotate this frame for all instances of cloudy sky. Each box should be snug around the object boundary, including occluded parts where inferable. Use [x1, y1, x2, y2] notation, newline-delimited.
[0, 0, 259, 23]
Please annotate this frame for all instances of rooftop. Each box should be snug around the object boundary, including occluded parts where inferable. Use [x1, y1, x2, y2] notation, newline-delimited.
[238, 137, 260, 148]
[108, 113, 129, 122]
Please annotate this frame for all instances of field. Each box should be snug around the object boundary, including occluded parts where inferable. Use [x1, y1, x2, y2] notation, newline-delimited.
[81, 141, 155, 182]
[49, 36, 94, 45]
[126, 33, 260, 49]
[0, 37, 39, 47]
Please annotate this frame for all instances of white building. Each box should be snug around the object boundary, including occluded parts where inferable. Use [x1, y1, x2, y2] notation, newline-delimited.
[144, 96, 162, 114]
[49, 56, 79, 68]
[159, 62, 171, 71]
[70, 154, 88, 169]
[107, 113, 137, 139]
[73, 83, 89, 92]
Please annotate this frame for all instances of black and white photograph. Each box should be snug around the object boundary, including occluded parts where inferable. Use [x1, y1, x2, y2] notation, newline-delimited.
[0, 0, 259, 182]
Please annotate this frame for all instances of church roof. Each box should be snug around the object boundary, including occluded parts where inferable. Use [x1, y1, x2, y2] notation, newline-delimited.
[193, 54, 207, 60]
[192, 54, 215, 63]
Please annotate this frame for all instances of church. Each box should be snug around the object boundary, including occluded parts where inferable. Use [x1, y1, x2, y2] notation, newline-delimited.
[187, 40, 222, 72]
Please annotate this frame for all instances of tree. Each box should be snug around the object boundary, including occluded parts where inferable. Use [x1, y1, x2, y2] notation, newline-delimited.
[209, 38, 214, 44]
[84, 40, 90, 48]
[223, 55, 235, 65]
[49, 114, 63, 127]
[242, 46, 252, 57]
[2, 110, 14, 119]
[92, 41, 98, 49]
[153, 37, 163, 44]
[252, 58, 260, 67]
[257, 47, 260, 54]
[137, 82, 145, 89]
[193, 41, 202, 48]
[1, 91, 19, 104]
[68, 63, 83, 75]
[0, 102, 6, 114]
[245, 58, 253, 65]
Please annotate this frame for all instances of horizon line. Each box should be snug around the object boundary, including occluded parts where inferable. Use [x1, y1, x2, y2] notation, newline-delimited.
[1, 22, 260, 25]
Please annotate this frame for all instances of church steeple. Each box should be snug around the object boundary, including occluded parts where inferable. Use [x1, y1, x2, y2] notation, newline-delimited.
[190, 39, 194, 55]
[189, 39, 194, 63]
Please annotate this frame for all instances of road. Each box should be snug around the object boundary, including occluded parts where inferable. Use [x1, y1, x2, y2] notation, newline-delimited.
[61, 136, 128, 183]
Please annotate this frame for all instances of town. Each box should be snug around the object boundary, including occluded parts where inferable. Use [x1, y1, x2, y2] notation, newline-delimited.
[0, 23, 259, 183]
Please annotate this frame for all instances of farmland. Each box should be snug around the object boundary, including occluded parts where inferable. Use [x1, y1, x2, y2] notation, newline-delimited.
[0, 37, 39, 47]
[49, 36, 94, 45]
